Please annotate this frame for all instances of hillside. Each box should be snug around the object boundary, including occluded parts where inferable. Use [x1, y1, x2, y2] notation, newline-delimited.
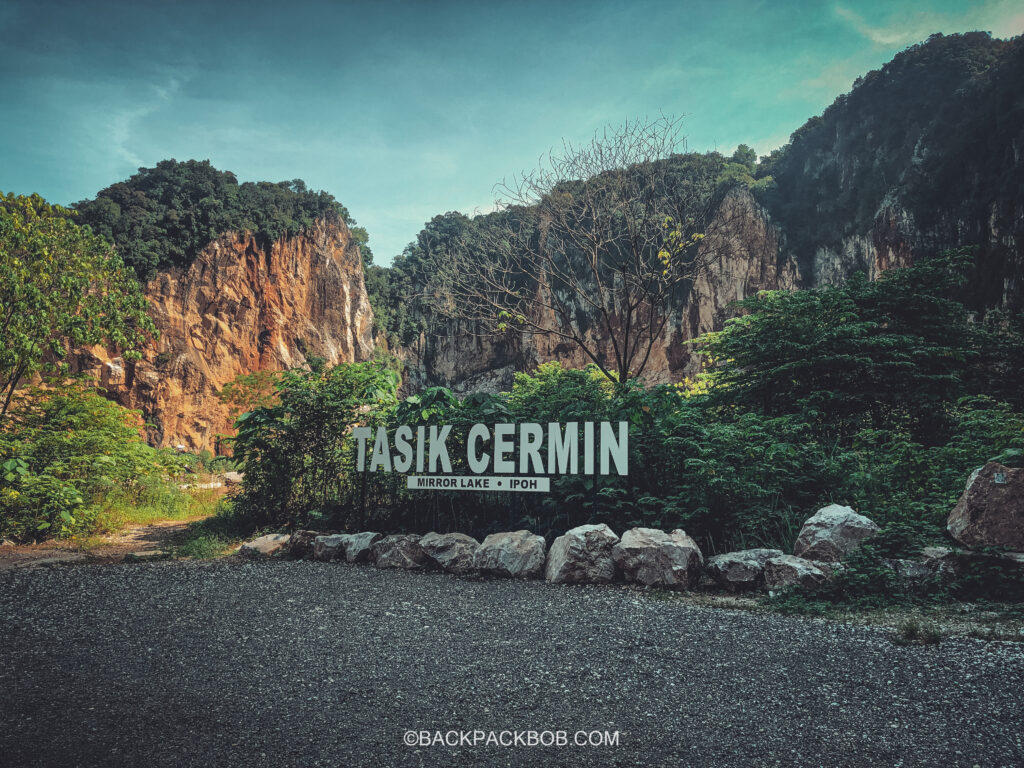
[368, 32, 1024, 391]
[66, 32, 1024, 446]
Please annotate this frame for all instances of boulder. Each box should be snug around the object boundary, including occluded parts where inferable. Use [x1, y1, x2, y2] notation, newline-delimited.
[545, 524, 620, 584]
[288, 530, 321, 559]
[612, 528, 704, 589]
[705, 548, 783, 592]
[947, 463, 1024, 551]
[222, 471, 244, 485]
[793, 504, 879, 562]
[313, 534, 346, 562]
[341, 532, 383, 564]
[239, 533, 290, 558]
[420, 532, 480, 574]
[764, 555, 827, 592]
[372, 534, 428, 569]
[473, 530, 547, 579]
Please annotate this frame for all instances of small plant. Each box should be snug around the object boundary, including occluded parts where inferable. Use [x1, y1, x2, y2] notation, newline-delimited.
[892, 617, 943, 646]
[171, 500, 257, 559]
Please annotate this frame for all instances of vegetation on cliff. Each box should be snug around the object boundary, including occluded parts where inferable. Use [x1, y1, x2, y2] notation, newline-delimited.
[761, 32, 1024, 304]
[73, 159, 368, 282]
[365, 147, 759, 355]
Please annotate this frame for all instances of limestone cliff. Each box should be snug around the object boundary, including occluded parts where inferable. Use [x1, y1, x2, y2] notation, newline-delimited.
[400, 189, 798, 391]
[75, 218, 374, 451]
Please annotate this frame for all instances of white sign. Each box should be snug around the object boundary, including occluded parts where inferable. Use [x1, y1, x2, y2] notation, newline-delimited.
[351, 421, 628, 492]
[406, 475, 550, 492]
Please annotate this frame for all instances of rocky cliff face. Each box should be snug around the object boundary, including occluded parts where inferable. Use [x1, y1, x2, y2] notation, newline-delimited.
[768, 32, 1024, 311]
[75, 218, 374, 451]
[401, 189, 798, 391]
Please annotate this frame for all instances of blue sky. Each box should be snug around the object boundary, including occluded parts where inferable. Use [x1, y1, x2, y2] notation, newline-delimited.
[1, 0, 1022, 264]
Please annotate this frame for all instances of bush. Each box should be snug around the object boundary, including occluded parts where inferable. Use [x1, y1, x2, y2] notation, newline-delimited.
[0, 379, 197, 541]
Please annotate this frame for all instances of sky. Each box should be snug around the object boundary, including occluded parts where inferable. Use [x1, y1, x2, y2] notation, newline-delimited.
[1, 0, 1022, 265]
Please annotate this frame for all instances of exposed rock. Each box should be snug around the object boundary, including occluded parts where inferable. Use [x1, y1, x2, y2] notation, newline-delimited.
[705, 548, 783, 592]
[313, 534, 347, 562]
[473, 530, 547, 579]
[239, 533, 290, 558]
[341, 532, 383, 564]
[399, 188, 799, 391]
[806, 560, 847, 579]
[947, 463, 1024, 551]
[420, 532, 480, 574]
[1, 539, 15, 547]
[288, 530, 321, 560]
[221, 471, 244, 486]
[764, 555, 827, 592]
[545, 524, 620, 585]
[73, 218, 375, 452]
[612, 527, 704, 589]
[793, 504, 880, 562]
[372, 534, 428, 569]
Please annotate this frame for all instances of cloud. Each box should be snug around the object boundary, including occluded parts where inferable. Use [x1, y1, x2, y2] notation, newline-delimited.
[835, 5, 919, 46]
[835, 1, 1024, 48]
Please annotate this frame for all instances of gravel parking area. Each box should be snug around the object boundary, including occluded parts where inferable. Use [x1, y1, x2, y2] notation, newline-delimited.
[1, 560, 1023, 767]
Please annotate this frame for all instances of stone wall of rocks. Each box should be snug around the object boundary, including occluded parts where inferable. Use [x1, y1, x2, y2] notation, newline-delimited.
[238, 462, 1024, 593]
[237, 504, 873, 593]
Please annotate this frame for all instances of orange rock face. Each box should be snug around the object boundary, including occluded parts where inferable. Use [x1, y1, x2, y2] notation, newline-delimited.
[74, 218, 374, 452]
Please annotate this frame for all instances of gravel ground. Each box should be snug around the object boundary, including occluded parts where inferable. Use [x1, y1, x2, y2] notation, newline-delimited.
[1, 560, 1023, 768]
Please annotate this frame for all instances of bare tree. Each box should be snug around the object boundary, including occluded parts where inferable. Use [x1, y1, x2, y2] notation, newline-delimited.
[437, 116, 738, 383]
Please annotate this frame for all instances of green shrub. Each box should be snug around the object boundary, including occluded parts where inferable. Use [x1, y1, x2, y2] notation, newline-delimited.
[0, 379, 197, 541]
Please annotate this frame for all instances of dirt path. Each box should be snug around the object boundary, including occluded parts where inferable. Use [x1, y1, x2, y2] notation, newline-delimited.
[0, 518, 198, 571]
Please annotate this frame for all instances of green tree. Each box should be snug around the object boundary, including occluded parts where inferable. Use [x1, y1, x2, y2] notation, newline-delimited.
[74, 160, 354, 281]
[230, 359, 400, 528]
[0, 193, 155, 421]
[695, 249, 1000, 444]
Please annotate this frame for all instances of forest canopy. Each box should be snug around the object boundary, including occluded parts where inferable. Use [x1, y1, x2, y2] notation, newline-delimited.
[73, 159, 359, 282]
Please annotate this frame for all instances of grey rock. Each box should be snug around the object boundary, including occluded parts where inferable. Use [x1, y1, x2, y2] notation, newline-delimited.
[239, 533, 290, 558]
[372, 535, 428, 569]
[420, 532, 480, 574]
[473, 530, 547, 579]
[221, 471, 244, 485]
[764, 555, 827, 592]
[313, 534, 346, 562]
[341, 532, 383, 564]
[948, 462, 1024, 551]
[545, 524, 619, 585]
[613, 527, 704, 589]
[793, 504, 879, 562]
[288, 530, 321, 559]
[705, 548, 783, 592]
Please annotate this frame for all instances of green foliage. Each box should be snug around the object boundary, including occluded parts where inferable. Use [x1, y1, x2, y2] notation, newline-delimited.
[0, 380, 194, 541]
[230, 359, 400, 528]
[0, 192, 155, 421]
[696, 250, 1013, 443]
[73, 160, 357, 281]
[172, 500, 255, 559]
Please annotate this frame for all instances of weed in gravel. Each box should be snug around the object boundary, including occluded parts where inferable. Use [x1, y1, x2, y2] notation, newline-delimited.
[892, 617, 943, 646]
